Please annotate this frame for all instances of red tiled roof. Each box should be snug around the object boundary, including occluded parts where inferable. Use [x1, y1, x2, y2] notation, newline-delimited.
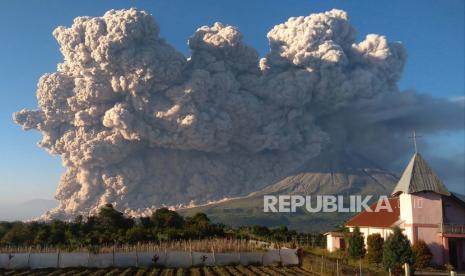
[345, 197, 400, 228]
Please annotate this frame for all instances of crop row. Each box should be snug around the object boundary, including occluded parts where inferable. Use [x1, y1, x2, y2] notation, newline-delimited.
[0, 265, 314, 276]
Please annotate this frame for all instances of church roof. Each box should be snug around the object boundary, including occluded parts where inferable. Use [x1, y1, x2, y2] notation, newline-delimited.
[346, 197, 400, 228]
[391, 153, 450, 196]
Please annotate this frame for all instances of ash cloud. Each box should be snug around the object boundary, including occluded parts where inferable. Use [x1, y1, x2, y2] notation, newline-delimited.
[14, 9, 464, 218]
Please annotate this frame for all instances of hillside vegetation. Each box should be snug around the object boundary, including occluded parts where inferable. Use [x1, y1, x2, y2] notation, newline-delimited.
[0, 204, 323, 250]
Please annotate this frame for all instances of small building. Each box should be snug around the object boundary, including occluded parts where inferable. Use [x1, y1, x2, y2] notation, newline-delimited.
[325, 232, 346, 252]
[326, 153, 465, 270]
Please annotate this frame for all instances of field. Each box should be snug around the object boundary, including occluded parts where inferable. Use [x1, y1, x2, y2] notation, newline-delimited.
[0, 265, 314, 275]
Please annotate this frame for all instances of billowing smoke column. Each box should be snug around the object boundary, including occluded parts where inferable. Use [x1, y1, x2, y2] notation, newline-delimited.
[14, 9, 464, 218]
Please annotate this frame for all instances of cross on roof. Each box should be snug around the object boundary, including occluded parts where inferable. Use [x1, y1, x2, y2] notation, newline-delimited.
[408, 130, 422, 153]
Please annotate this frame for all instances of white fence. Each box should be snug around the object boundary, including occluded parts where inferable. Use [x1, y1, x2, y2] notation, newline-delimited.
[0, 248, 298, 269]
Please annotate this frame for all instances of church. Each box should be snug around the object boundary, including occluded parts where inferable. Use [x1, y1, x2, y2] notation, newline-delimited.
[326, 152, 465, 270]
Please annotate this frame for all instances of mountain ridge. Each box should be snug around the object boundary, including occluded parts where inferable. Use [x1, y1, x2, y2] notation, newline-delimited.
[0, 199, 58, 221]
[178, 150, 398, 232]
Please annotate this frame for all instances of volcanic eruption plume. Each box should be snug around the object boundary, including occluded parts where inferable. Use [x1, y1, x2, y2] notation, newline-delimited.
[14, 9, 464, 219]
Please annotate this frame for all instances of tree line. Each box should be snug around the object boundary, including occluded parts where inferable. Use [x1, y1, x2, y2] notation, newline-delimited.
[0, 204, 323, 250]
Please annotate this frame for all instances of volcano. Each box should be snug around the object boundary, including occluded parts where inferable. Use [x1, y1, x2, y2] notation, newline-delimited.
[178, 150, 398, 232]
[251, 149, 397, 197]
[17, 8, 460, 222]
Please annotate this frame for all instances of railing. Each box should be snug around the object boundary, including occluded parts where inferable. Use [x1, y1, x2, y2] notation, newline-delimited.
[438, 223, 465, 234]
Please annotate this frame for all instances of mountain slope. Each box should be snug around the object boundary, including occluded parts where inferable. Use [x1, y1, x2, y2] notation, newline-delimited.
[178, 150, 398, 232]
[0, 199, 58, 221]
[252, 150, 396, 196]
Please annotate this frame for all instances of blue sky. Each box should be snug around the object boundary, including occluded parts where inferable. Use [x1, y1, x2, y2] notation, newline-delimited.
[0, 0, 463, 204]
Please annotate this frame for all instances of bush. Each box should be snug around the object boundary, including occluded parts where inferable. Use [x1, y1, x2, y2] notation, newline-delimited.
[382, 226, 414, 274]
[348, 226, 365, 259]
[151, 208, 185, 229]
[412, 240, 432, 270]
[366, 233, 384, 265]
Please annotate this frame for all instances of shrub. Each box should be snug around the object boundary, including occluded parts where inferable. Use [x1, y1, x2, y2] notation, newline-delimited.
[412, 240, 432, 270]
[366, 233, 384, 265]
[348, 226, 365, 259]
[382, 226, 414, 274]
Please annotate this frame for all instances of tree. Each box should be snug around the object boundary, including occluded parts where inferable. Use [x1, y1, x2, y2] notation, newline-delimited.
[251, 225, 271, 237]
[334, 224, 350, 233]
[90, 204, 134, 244]
[187, 213, 210, 225]
[0, 223, 10, 241]
[412, 240, 432, 270]
[139, 217, 152, 228]
[126, 227, 150, 244]
[151, 208, 185, 229]
[34, 227, 51, 245]
[271, 226, 291, 242]
[185, 213, 224, 238]
[88, 210, 131, 244]
[49, 220, 67, 245]
[1, 222, 34, 246]
[97, 204, 133, 230]
[383, 226, 414, 274]
[366, 233, 384, 265]
[348, 226, 365, 259]
[0, 206, 235, 247]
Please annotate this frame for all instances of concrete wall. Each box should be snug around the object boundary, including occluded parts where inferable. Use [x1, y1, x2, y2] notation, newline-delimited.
[239, 252, 263, 265]
[59, 252, 89, 268]
[29, 253, 59, 269]
[0, 253, 28, 269]
[399, 193, 414, 243]
[277, 249, 299, 265]
[0, 248, 298, 269]
[399, 193, 414, 224]
[137, 251, 164, 267]
[326, 234, 346, 253]
[326, 235, 335, 252]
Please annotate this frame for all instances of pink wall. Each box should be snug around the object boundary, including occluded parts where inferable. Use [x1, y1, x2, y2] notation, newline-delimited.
[409, 193, 465, 266]
[443, 196, 465, 224]
[409, 192, 445, 265]
[416, 227, 444, 265]
[410, 192, 443, 224]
